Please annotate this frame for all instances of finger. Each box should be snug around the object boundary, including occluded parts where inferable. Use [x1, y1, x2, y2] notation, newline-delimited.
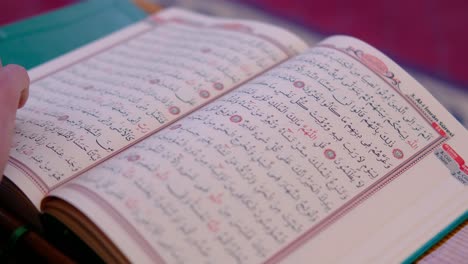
[0, 65, 30, 176]
[8, 64, 30, 109]
[9, 65, 29, 109]
[0, 64, 30, 108]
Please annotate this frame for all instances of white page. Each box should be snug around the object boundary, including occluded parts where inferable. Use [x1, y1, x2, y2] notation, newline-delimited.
[5, 8, 307, 209]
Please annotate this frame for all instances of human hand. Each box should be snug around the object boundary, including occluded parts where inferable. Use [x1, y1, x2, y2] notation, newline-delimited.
[0, 62, 30, 179]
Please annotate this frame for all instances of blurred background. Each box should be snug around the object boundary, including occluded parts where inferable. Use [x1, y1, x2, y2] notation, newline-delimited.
[0, 0, 467, 128]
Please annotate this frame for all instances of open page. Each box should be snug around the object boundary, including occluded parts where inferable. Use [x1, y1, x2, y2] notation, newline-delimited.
[4, 8, 307, 209]
[47, 35, 467, 263]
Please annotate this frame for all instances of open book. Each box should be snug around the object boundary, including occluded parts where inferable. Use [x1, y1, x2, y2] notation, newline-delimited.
[2, 8, 467, 263]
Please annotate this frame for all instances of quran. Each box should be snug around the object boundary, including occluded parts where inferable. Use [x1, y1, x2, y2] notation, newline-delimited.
[2, 8, 467, 263]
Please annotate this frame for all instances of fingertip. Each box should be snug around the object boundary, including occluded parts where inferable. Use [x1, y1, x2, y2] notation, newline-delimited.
[1, 64, 30, 108]
[5, 64, 30, 91]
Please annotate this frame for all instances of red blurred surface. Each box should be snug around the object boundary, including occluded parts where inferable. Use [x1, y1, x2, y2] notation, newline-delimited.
[242, 0, 468, 88]
[0, 0, 78, 26]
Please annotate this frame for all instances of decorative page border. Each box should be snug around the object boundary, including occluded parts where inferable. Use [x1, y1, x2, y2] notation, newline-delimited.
[9, 156, 49, 194]
[264, 44, 447, 263]
[7, 15, 293, 195]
